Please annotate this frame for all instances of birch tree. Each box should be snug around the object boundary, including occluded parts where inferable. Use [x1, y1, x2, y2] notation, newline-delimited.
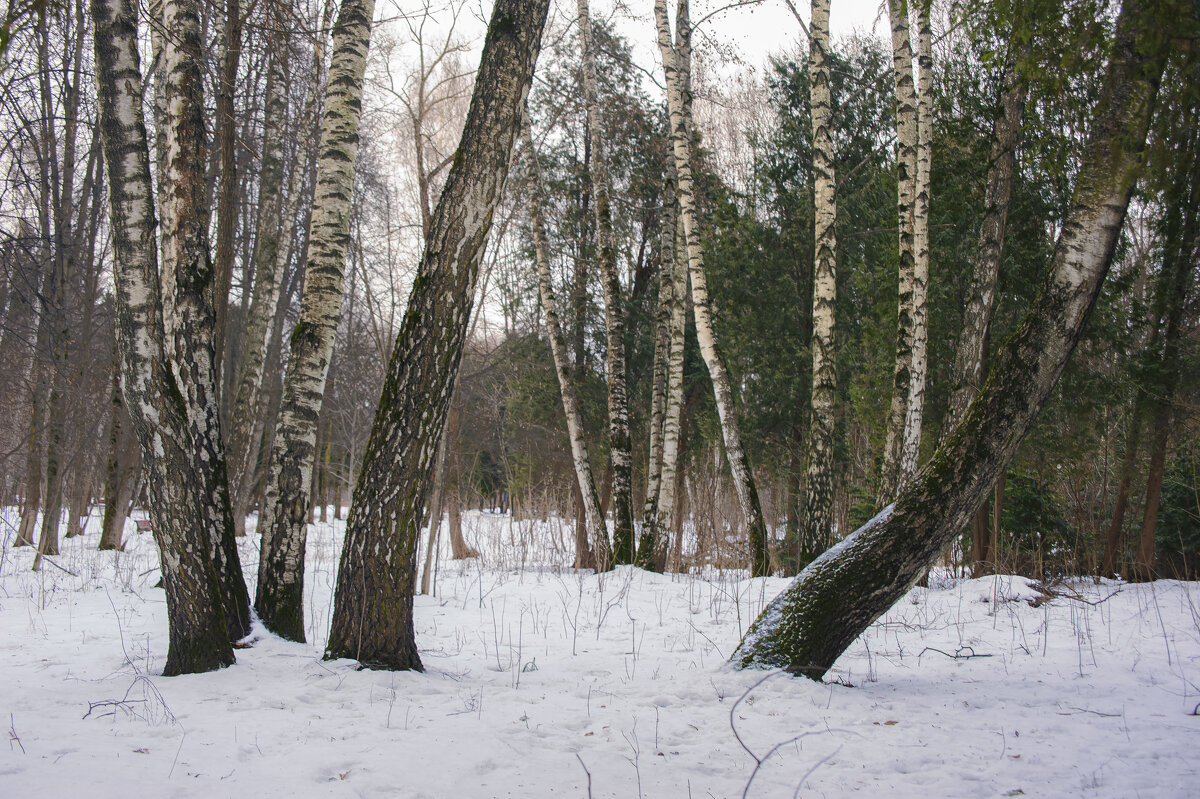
[255, 0, 376, 642]
[521, 121, 611, 569]
[655, 0, 771, 576]
[577, 0, 633, 564]
[92, 0, 239, 673]
[792, 0, 839, 566]
[325, 0, 551, 669]
[732, 0, 1173, 677]
[876, 0, 920, 504]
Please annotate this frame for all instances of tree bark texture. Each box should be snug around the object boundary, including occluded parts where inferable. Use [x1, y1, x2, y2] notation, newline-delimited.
[899, 2, 932, 480]
[877, 0, 920, 505]
[655, 0, 770, 576]
[797, 0, 838, 567]
[92, 0, 237, 673]
[637, 166, 686, 571]
[225, 1, 293, 535]
[576, 0, 634, 564]
[255, 0, 376, 642]
[522, 122, 611, 569]
[732, 0, 1168, 678]
[325, 0, 550, 670]
[212, 0, 241, 379]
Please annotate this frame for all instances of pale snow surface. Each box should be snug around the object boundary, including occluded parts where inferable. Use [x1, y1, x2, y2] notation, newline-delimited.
[2, 506, 1198, 797]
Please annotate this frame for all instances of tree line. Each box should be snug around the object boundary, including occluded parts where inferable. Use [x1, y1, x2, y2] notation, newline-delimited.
[0, 0, 1196, 676]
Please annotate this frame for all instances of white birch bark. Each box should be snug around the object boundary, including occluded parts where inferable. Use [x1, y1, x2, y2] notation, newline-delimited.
[577, 0, 634, 564]
[255, 0, 376, 642]
[877, 0, 919, 505]
[92, 0, 236, 673]
[655, 0, 770, 575]
[795, 0, 839, 566]
[521, 122, 611, 570]
[900, 0, 932, 481]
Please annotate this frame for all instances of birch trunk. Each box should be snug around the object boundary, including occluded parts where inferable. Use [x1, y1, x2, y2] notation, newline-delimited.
[637, 167, 685, 571]
[212, 0, 240, 378]
[876, 0, 919, 505]
[899, 3, 932, 480]
[92, 0, 236, 673]
[577, 0, 634, 564]
[326, 0, 550, 669]
[255, 0, 376, 642]
[797, 0, 838, 566]
[100, 349, 140, 551]
[522, 123, 610, 569]
[158, 0, 251, 641]
[655, 0, 770, 576]
[732, 0, 1167, 677]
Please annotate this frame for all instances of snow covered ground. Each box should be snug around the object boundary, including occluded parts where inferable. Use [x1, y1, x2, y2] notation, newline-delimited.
[1, 507, 1198, 798]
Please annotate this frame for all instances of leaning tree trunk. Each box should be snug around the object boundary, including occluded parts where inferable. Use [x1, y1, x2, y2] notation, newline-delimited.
[325, 0, 551, 670]
[899, 2, 933, 480]
[92, 0, 236, 674]
[796, 0, 839, 567]
[732, 0, 1168, 678]
[876, 0, 920, 506]
[577, 0, 633, 564]
[254, 0, 376, 642]
[655, 0, 770, 576]
[522, 122, 611, 569]
[158, 0, 251, 642]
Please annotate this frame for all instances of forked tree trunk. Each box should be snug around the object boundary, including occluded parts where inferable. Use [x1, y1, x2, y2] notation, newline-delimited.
[796, 0, 838, 567]
[940, 44, 1027, 576]
[521, 122, 611, 569]
[158, 0, 251, 642]
[877, 0, 920, 505]
[325, 0, 550, 670]
[92, 0, 237, 674]
[255, 0, 376, 642]
[732, 0, 1168, 678]
[655, 0, 770, 576]
[576, 0, 634, 564]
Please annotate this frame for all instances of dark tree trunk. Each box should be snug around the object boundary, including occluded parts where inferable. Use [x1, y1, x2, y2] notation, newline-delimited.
[731, 0, 1169, 678]
[326, 0, 551, 670]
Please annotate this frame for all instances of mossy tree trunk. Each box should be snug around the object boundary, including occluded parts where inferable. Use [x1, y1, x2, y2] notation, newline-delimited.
[732, 0, 1169, 678]
[325, 0, 551, 670]
[255, 0, 376, 642]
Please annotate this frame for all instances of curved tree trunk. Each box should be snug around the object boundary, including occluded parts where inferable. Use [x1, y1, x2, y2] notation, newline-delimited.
[732, 0, 1168, 678]
[255, 0, 376, 642]
[522, 122, 611, 569]
[325, 0, 551, 670]
[576, 0, 633, 564]
[655, 0, 770, 576]
[876, 0, 920, 505]
[92, 0, 237, 674]
[797, 0, 838, 567]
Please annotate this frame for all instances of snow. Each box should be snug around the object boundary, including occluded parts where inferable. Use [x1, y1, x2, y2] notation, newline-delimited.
[2, 507, 1198, 797]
